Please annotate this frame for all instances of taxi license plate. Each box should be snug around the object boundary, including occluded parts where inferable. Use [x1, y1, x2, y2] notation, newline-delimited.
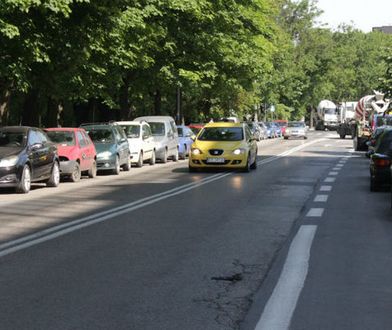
[206, 157, 225, 164]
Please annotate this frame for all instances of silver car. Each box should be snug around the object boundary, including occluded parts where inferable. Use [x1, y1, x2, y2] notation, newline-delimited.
[284, 121, 307, 139]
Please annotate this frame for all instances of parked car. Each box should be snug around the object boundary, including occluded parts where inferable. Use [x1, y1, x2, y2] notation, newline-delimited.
[133, 116, 179, 163]
[116, 121, 156, 167]
[271, 122, 282, 137]
[257, 122, 268, 140]
[366, 126, 391, 158]
[369, 128, 392, 191]
[177, 125, 195, 159]
[274, 120, 288, 135]
[264, 122, 277, 138]
[189, 122, 258, 172]
[188, 123, 205, 136]
[284, 121, 307, 140]
[0, 126, 60, 193]
[246, 122, 263, 141]
[45, 128, 97, 181]
[81, 123, 131, 174]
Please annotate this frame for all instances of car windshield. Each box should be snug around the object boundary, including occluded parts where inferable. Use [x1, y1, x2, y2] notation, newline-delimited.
[86, 128, 114, 143]
[288, 122, 305, 128]
[265, 123, 273, 128]
[46, 131, 75, 146]
[276, 122, 287, 127]
[325, 108, 337, 115]
[198, 127, 243, 141]
[376, 131, 392, 154]
[121, 125, 140, 138]
[177, 127, 184, 137]
[0, 130, 26, 147]
[149, 122, 165, 136]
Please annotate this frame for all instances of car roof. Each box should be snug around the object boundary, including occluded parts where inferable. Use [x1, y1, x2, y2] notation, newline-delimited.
[0, 126, 31, 133]
[115, 121, 147, 125]
[45, 127, 84, 132]
[204, 122, 243, 128]
[134, 116, 175, 122]
[81, 124, 114, 129]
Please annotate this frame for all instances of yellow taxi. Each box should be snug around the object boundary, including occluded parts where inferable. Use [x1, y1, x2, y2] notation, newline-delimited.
[189, 122, 258, 172]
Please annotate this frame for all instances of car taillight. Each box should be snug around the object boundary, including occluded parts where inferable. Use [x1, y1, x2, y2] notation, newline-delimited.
[374, 159, 391, 167]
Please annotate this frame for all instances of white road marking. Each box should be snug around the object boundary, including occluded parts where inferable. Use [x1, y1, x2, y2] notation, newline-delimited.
[336, 164, 344, 167]
[255, 225, 317, 330]
[320, 185, 332, 192]
[306, 208, 324, 217]
[324, 177, 336, 183]
[0, 139, 326, 258]
[328, 171, 338, 176]
[332, 167, 341, 171]
[314, 195, 328, 202]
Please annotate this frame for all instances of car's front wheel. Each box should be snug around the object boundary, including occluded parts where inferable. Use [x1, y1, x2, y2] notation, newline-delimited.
[88, 161, 97, 178]
[123, 155, 131, 171]
[70, 162, 81, 182]
[16, 165, 31, 194]
[47, 162, 60, 187]
[113, 156, 121, 175]
[136, 152, 143, 167]
[149, 150, 156, 165]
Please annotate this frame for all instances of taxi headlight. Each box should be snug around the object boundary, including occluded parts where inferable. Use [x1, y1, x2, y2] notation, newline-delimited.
[233, 148, 245, 155]
[0, 155, 18, 167]
[191, 148, 202, 155]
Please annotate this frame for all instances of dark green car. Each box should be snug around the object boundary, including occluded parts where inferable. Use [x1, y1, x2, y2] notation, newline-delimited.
[81, 123, 131, 175]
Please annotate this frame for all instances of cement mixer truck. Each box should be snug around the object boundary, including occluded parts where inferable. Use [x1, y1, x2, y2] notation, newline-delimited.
[352, 92, 391, 151]
[316, 100, 339, 130]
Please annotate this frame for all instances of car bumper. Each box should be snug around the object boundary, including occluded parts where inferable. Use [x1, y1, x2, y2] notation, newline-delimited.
[189, 154, 247, 168]
[0, 167, 19, 187]
[96, 157, 117, 170]
[59, 160, 77, 175]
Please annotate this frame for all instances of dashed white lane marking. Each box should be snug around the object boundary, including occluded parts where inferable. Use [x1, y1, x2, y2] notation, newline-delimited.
[328, 171, 338, 176]
[320, 185, 332, 192]
[336, 164, 344, 167]
[332, 167, 341, 171]
[255, 225, 317, 330]
[306, 208, 324, 217]
[314, 195, 328, 202]
[324, 177, 336, 183]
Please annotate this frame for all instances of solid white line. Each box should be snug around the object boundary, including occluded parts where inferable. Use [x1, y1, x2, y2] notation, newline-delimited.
[324, 177, 336, 183]
[255, 225, 317, 330]
[306, 208, 324, 217]
[320, 185, 332, 192]
[314, 195, 328, 202]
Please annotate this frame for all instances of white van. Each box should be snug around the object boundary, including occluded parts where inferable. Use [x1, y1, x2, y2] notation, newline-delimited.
[115, 120, 157, 167]
[133, 116, 179, 162]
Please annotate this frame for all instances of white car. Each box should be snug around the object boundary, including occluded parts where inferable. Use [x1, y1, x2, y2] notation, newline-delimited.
[133, 116, 179, 162]
[116, 121, 157, 167]
[284, 121, 307, 139]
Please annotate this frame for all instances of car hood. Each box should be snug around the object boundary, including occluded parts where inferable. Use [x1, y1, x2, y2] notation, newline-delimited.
[0, 146, 23, 158]
[55, 145, 79, 158]
[94, 143, 116, 154]
[193, 140, 244, 151]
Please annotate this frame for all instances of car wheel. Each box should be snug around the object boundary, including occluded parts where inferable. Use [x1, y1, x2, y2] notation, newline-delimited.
[70, 162, 81, 182]
[180, 145, 187, 160]
[122, 155, 131, 172]
[304, 136, 308, 139]
[88, 161, 97, 178]
[149, 150, 156, 165]
[113, 155, 121, 175]
[47, 162, 60, 187]
[284, 136, 289, 140]
[161, 149, 168, 163]
[136, 152, 143, 167]
[189, 166, 198, 173]
[242, 154, 251, 173]
[16, 165, 31, 194]
[172, 148, 179, 162]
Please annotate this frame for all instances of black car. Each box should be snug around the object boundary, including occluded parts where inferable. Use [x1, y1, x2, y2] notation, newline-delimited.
[0, 126, 60, 193]
[369, 128, 392, 191]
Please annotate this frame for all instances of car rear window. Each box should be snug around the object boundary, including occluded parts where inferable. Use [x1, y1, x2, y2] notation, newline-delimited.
[121, 125, 140, 138]
[46, 131, 75, 146]
[288, 122, 305, 128]
[149, 122, 165, 136]
[86, 128, 114, 143]
[198, 127, 243, 141]
[0, 130, 26, 147]
[376, 131, 392, 154]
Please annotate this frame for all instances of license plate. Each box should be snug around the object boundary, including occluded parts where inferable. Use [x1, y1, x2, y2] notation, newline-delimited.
[206, 157, 225, 164]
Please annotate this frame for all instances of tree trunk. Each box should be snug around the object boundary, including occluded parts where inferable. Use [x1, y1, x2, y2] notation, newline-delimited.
[154, 89, 161, 115]
[0, 87, 11, 126]
[22, 89, 40, 126]
[46, 98, 63, 127]
[119, 72, 134, 120]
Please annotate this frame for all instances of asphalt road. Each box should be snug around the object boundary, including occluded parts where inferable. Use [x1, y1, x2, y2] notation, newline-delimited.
[0, 131, 390, 330]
